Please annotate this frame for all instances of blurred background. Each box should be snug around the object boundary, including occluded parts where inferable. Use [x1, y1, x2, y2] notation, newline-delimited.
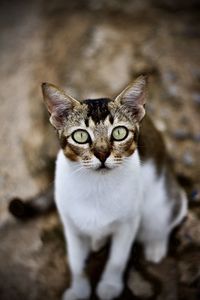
[0, 0, 200, 299]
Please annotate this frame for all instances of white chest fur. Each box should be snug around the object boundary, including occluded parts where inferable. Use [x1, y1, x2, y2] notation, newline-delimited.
[55, 150, 142, 237]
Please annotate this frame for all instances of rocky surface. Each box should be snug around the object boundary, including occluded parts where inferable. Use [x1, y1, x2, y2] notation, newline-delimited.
[0, 0, 199, 299]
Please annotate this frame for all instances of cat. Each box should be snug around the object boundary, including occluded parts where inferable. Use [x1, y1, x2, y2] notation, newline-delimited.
[10, 76, 187, 300]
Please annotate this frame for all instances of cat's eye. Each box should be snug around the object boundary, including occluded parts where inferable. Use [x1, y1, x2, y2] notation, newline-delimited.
[112, 126, 128, 141]
[72, 129, 90, 144]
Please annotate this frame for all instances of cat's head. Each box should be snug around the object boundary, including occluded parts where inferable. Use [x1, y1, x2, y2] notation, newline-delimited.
[42, 76, 147, 172]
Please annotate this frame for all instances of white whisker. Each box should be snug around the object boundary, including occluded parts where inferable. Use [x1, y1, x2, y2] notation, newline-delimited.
[81, 162, 95, 170]
[71, 165, 85, 175]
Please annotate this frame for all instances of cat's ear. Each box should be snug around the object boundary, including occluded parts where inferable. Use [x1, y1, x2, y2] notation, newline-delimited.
[42, 83, 80, 129]
[115, 75, 147, 122]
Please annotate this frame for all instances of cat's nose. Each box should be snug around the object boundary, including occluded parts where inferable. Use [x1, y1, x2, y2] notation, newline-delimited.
[93, 149, 110, 163]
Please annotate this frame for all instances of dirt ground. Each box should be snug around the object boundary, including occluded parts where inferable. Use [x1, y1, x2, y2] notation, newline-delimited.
[0, 1, 200, 299]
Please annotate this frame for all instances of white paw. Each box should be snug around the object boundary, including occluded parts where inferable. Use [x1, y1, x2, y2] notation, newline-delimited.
[145, 240, 167, 263]
[97, 280, 123, 300]
[62, 278, 91, 300]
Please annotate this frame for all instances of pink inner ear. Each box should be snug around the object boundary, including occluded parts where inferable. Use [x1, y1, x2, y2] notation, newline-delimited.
[136, 88, 146, 106]
[123, 86, 146, 107]
[120, 83, 146, 123]
[49, 103, 70, 129]
[117, 76, 147, 109]
[46, 97, 69, 114]
[42, 83, 80, 130]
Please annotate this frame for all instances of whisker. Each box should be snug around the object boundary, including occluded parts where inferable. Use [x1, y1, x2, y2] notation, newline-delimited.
[71, 165, 85, 175]
[81, 162, 94, 169]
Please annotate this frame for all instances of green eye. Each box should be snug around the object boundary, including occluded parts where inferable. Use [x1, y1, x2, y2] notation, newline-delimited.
[72, 130, 90, 144]
[112, 126, 128, 141]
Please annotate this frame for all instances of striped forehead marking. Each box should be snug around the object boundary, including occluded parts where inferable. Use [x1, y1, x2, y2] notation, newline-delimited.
[83, 98, 112, 124]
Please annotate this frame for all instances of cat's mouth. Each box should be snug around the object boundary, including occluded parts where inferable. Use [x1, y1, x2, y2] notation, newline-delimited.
[96, 163, 110, 172]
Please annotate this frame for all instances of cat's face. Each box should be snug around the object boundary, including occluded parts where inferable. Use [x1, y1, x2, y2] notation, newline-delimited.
[57, 98, 139, 171]
[42, 76, 147, 172]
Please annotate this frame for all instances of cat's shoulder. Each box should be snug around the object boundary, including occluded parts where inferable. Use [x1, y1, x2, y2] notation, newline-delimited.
[138, 115, 170, 173]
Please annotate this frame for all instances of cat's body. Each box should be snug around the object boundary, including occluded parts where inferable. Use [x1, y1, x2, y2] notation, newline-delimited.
[56, 148, 141, 243]
[26, 76, 186, 300]
[55, 116, 186, 251]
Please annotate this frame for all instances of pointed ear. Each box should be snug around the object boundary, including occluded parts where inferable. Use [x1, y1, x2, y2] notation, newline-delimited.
[115, 75, 147, 122]
[42, 83, 80, 129]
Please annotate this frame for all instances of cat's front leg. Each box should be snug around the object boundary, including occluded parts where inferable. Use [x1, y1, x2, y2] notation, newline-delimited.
[97, 217, 140, 300]
[62, 223, 91, 300]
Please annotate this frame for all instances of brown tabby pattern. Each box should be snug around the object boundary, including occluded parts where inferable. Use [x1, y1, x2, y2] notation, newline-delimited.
[41, 77, 146, 171]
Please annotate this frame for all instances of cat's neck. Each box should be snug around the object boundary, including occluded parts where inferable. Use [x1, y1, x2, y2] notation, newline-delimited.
[56, 149, 143, 227]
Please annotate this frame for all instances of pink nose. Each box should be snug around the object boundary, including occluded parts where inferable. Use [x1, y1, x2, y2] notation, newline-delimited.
[93, 149, 110, 163]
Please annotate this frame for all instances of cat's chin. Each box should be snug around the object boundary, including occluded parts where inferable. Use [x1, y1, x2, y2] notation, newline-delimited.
[96, 169, 111, 174]
[95, 165, 112, 173]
